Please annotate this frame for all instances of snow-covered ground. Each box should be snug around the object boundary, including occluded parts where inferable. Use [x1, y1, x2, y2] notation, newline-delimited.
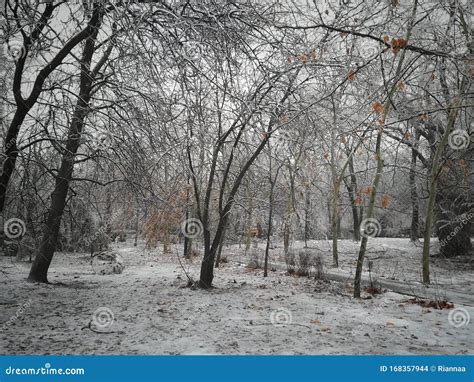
[228, 238, 474, 301]
[0, 239, 472, 355]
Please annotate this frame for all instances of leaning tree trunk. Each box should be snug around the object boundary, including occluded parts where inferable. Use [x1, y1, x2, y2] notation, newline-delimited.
[0, 108, 28, 212]
[264, 175, 276, 277]
[28, 8, 103, 283]
[422, 91, 464, 283]
[353, 131, 384, 298]
[0, 3, 101, 213]
[199, 218, 227, 288]
[354, 1, 417, 297]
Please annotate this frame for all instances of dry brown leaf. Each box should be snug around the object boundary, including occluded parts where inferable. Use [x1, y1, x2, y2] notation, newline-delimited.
[372, 102, 384, 114]
[348, 69, 356, 81]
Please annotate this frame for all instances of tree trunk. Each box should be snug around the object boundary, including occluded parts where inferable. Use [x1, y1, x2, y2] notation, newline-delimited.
[134, 208, 139, 247]
[304, 186, 310, 247]
[0, 4, 100, 213]
[331, 191, 339, 267]
[410, 131, 420, 242]
[344, 155, 361, 242]
[245, 184, 253, 252]
[28, 7, 103, 283]
[215, 222, 227, 268]
[354, 1, 417, 297]
[199, 221, 226, 288]
[199, 247, 217, 288]
[353, 129, 383, 298]
[264, 179, 275, 277]
[0, 108, 28, 212]
[422, 92, 464, 283]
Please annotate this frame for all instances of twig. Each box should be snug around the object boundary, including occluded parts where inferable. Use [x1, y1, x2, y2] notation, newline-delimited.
[81, 321, 123, 335]
[175, 247, 195, 286]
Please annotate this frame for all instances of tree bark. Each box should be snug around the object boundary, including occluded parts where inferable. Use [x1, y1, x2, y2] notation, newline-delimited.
[344, 155, 361, 242]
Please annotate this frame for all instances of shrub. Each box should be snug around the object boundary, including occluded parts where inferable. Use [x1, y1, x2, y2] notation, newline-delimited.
[247, 248, 261, 269]
[284, 250, 296, 274]
[296, 249, 313, 276]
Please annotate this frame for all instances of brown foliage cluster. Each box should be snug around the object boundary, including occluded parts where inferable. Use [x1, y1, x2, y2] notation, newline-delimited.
[144, 180, 190, 249]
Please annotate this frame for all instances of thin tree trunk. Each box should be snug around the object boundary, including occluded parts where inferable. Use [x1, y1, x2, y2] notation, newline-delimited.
[345, 154, 361, 241]
[134, 205, 139, 247]
[304, 186, 310, 247]
[183, 179, 191, 257]
[264, 175, 276, 277]
[330, 96, 340, 266]
[245, 183, 253, 252]
[215, 222, 227, 268]
[353, 132, 384, 297]
[410, 130, 420, 242]
[354, 0, 418, 297]
[422, 92, 464, 284]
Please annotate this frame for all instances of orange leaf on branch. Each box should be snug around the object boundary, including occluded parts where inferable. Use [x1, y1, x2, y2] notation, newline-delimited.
[391, 38, 408, 55]
[372, 102, 384, 114]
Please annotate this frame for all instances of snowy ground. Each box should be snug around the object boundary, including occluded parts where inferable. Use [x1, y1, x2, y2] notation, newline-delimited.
[0, 239, 472, 355]
[229, 238, 474, 300]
